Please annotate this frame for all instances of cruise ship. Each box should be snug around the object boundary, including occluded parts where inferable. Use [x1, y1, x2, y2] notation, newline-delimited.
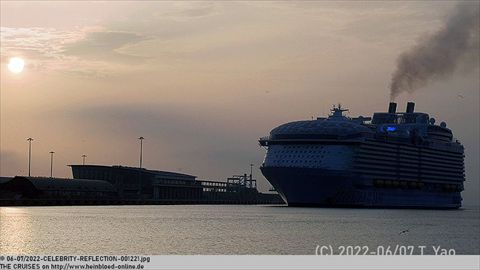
[259, 102, 465, 209]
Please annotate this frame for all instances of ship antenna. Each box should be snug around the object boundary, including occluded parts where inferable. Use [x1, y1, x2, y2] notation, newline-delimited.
[330, 103, 349, 117]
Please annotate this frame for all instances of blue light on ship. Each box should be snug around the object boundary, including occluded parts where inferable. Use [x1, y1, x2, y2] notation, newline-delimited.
[386, 126, 396, 132]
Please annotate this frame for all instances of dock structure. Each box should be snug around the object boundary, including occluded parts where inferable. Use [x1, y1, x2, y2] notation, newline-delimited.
[0, 176, 117, 206]
[0, 165, 283, 206]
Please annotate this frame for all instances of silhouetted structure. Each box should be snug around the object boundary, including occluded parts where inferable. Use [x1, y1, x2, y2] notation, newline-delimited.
[70, 165, 196, 200]
[0, 176, 116, 205]
[70, 164, 280, 204]
[0, 165, 283, 206]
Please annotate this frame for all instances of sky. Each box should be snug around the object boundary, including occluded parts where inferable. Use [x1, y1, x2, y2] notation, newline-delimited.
[0, 1, 479, 205]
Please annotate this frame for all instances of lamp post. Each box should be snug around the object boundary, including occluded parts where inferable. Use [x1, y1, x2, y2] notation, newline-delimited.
[81, 154, 87, 165]
[137, 137, 145, 197]
[27, 138, 33, 177]
[250, 163, 254, 179]
[138, 137, 144, 169]
[49, 151, 55, 178]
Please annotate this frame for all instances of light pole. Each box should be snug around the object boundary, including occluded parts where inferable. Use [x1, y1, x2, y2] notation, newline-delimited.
[138, 137, 144, 168]
[27, 138, 33, 177]
[137, 137, 145, 197]
[49, 151, 55, 178]
[81, 154, 87, 165]
[250, 163, 254, 179]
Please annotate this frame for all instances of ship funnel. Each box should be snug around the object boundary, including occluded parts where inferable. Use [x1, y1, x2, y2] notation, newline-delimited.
[406, 102, 415, 113]
[388, 102, 397, 114]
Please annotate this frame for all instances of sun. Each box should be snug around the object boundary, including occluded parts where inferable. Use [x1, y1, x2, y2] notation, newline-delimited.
[8, 57, 25, 74]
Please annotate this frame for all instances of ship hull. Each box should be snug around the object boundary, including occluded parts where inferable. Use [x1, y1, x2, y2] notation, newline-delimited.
[261, 166, 462, 209]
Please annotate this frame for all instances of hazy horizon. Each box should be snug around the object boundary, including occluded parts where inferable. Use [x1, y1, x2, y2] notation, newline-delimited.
[1, 1, 479, 205]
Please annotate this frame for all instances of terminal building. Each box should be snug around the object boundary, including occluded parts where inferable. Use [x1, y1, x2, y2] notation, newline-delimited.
[0, 176, 117, 204]
[0, 165, 283, 205]
[70, 165, 198, 200]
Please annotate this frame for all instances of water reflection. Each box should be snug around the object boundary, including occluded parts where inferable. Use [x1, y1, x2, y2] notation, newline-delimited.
[0, 205, 478, 254]
[0, 207, 34, 253]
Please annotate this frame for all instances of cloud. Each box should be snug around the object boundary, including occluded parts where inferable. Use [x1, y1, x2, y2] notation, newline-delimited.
[0, 27, 149, 77]
[0, 27, 81, 59]
[62, 31, 149, 63]
[162, 2, 217, 19]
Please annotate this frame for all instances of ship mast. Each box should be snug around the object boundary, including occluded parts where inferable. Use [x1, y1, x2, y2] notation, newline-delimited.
[330, 103, 349, 118]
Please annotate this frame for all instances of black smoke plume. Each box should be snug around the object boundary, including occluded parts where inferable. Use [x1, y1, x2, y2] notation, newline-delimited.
[390, 3, 479, 100]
